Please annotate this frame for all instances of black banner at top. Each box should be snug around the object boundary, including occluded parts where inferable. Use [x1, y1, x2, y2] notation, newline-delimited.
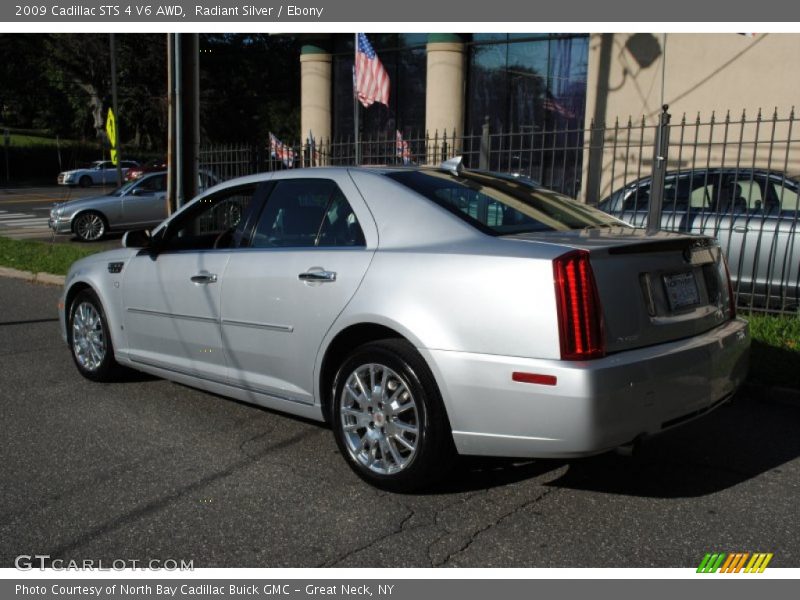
[2, 0, 799, 23]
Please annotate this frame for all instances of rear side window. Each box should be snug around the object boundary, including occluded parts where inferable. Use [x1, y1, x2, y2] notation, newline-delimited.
[386, 170, 619, 235]
[250, 179, 365, 248]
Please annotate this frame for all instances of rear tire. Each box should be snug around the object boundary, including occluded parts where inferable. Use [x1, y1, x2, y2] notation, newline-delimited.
[331, 339, 455, 492]
[67, 289, 121, 382]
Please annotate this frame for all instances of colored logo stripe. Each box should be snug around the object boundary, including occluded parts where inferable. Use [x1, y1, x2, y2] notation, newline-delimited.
[697, 552, 773, 573]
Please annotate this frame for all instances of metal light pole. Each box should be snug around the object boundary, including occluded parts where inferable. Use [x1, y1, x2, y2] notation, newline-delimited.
[167, 33, 200, 210]
[647, 105, 671, 234]
[109, 33, 123, 188]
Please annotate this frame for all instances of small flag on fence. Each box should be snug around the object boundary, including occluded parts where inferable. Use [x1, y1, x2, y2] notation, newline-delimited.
[396, 130, 411, 165]
[355, 33, 390, 108]
[269, 132, 295, 168]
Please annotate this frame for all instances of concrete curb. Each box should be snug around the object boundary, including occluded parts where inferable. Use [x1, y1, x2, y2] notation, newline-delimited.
[0, 266, 65, 286]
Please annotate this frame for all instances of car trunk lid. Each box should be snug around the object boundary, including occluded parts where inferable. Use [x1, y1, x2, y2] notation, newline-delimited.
[505, 228, 734, 355]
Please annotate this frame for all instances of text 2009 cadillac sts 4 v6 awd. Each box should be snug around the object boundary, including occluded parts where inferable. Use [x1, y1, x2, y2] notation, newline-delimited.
[58, 161, 749, 491]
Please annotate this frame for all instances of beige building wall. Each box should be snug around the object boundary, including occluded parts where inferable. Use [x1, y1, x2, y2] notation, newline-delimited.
[300, 52, 332, 164]
[582, 33, 800, 203]
[425, 41, 466, 143]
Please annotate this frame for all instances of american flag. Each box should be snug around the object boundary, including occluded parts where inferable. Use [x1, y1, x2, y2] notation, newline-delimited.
[395, 130, 411, 164]
[355, 33, 390, 108]
[269, 132, 295, 168]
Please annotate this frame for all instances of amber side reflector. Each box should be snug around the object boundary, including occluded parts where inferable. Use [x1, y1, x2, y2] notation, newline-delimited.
[512, 372, 557, 386]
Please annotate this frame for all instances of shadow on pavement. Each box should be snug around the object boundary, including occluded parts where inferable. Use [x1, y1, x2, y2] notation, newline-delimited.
[422, 393, 798, 498]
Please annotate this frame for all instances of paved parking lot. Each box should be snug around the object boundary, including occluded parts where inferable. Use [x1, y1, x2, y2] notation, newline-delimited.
[1, 275, 798, 568]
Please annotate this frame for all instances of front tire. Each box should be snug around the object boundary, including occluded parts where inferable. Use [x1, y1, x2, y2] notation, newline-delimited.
[78, 175, 92, 187]
[331, 339, 455, 492]
[73, 211, 107, 241]
[67, 289, 120, 382]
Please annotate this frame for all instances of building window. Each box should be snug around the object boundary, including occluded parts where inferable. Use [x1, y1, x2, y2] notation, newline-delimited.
[331, 34, 427, 139]
[466, 34, 588, 195]
[466, 34, 589, 134]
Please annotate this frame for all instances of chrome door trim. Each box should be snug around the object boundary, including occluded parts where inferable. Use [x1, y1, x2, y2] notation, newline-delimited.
[221, 318, 294, 333]
[126, 307, 219, 324]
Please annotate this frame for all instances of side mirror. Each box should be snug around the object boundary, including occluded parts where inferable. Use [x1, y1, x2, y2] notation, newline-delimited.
[121, 229, 152, 249]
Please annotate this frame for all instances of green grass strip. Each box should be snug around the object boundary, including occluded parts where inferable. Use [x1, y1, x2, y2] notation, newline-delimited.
[0, 236, 102, 276]
[745, 312, 800, 389]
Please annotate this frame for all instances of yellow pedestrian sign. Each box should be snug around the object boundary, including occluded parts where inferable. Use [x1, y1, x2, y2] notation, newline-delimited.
[106, 108, 118, 165]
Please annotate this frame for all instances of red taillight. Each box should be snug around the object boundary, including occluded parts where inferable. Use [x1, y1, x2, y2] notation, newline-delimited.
[553, 250, 605, 360]
[722, 255, 736, 319]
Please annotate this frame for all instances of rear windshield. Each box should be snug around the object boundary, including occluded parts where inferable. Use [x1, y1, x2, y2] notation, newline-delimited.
[385, 170, 622, 235]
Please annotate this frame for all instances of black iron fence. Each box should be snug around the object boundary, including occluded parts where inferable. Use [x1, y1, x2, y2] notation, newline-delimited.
[200, 106, 800, 314]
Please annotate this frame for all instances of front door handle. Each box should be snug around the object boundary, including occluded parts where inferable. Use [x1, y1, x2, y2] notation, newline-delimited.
[190, 273, 218, 284]
[298, 270, 336, 282]
[733, 226, 750, 233]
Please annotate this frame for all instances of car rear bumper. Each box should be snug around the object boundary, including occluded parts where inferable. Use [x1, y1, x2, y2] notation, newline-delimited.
[422, 318, 750, 458]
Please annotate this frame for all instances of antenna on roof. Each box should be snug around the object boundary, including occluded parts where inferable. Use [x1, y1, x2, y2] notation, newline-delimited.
[439, 156, 464, 177]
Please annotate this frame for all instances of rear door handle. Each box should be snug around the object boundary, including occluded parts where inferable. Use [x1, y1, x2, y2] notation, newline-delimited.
[733, 226, 750, 233]
[298, 270, 336, 282]
[190, 273, 218, 284]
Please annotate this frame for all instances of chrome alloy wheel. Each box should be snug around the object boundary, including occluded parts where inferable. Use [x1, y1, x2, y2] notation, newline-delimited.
[74, 213, 105, 241]
[339, 363, 420, 475]
[71, 301, 107, 371]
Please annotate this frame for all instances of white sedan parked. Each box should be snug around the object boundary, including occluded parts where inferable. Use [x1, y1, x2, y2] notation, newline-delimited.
[57, 160, 139, 187]
[58, 162, 750, 490]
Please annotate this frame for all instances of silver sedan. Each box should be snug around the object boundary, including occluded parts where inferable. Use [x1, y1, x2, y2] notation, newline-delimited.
[50, 172, 169, 241]
[57, 163, 750, 490]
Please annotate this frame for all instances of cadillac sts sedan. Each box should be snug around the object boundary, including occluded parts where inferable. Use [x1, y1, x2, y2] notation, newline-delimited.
[58, 162, 750, 490]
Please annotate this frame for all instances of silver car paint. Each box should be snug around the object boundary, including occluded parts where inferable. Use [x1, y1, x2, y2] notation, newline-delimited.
[59, 167, 750, 458]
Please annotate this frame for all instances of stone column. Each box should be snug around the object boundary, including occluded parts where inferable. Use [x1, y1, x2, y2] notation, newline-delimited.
[425, 34, 466, 160]
[300, 37, 332, 164]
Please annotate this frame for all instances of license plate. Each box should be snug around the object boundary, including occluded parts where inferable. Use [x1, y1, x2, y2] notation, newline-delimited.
[663, 272, 700, 310]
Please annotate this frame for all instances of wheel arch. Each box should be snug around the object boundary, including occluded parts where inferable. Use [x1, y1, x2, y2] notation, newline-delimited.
[64, 280, 96, 321]
[318, 322, 410, 424]
[64, 278, 123, 354]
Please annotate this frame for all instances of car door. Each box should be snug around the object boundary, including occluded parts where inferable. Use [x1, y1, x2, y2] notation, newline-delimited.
[121, 173, 168, 227]
[121, 182, 261, 380]
[220, 173, 377, 405]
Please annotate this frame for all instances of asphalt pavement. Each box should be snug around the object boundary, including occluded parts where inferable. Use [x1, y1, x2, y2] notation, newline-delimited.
[1, 275, 798, 568]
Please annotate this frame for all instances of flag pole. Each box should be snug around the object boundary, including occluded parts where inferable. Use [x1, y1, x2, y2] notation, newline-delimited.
[354, 33, 360, 165]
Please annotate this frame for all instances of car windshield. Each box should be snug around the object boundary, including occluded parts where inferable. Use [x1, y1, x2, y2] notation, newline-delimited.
[386, 170, 623, 235]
